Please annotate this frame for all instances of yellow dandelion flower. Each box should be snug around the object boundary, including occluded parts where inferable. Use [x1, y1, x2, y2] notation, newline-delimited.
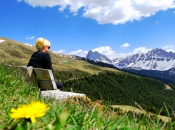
[10, 101, 50, 123]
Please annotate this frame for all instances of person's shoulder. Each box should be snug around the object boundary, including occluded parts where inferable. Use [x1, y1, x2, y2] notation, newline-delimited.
[37, 51, 50, 55]
[40, 52, 51, 59]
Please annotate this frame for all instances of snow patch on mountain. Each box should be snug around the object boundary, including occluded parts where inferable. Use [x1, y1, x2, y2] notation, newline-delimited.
[114, 48, 175, 71]
[0, 39, 5, 43]
[125, 59, 175, 71]
[86, 48, 175, 71]
[25, 43, 33, 46]
[112, 58, 123, 64]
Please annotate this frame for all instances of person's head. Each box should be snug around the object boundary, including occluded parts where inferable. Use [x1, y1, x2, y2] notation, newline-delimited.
[35, 38, 51, 52]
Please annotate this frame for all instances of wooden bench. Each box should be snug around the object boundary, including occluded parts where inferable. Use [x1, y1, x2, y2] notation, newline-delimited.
[33, 68, 57, 90]
[6, 65, 86, 100]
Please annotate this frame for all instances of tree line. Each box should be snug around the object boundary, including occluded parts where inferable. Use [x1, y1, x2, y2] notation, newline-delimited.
[57, 70, 175, 115]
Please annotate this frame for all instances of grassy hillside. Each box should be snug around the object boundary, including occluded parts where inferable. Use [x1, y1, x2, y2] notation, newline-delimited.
[0, 65, 119, 129]
[1, 65, 175, 129]
[0, 37, 121, 76]
[111, 105, 170, 123]
[1, 37, 175, 129]
[1, 37, 175, 117]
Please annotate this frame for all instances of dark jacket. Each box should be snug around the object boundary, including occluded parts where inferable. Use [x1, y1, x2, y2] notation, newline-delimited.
[27, 51, 54, 74]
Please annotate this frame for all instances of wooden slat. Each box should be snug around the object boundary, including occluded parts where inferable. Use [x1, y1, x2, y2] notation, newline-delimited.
[26, 66, 33, 77]
[34, 68, 57, 90]
[33, 68, 53, 80]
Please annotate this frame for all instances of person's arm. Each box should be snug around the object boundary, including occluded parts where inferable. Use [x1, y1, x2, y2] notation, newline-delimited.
[44, 53, 53, 70]
[44, 53, 56, 79]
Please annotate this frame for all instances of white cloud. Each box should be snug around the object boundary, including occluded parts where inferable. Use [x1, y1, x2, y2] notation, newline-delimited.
[66, 46, 151, 59]
[115, 47, 151, 58]
[68, 49, 88, 57]
[165, 49, 174, 52]
[26, 36, 35, 40]
[120, 43, 130, 48]
[115, 53, 131, 58]
[24, 43, 33, 46]
[162, 45, 174, 49]
[162, 45, 174, 52]
[60, 46, 118, 59]
[73, 12, 77, 16]
[53, 50, 65, 54]
[173, 11, 175, 14]
[17, 0, 22, 2]
[65, 15, 68, 18]
[92, 46, 118, 59]
[59, 46, 173, 61]
[133, 47, 151, 54]
[21, 0, 175, 25]
[116, 47, 151, 58]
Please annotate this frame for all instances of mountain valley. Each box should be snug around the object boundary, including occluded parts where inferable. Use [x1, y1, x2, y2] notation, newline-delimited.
[1, 37, 175, 115]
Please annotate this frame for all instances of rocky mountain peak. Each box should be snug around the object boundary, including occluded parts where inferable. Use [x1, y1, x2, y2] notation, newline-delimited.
[85, 48, 175, 71]
[147, 48, 175, 59]
[86, 50, 112, 64]
[115, 48, 175, 71]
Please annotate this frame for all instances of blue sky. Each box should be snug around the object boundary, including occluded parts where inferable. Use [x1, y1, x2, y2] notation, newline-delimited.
[0, 0, 175, 59]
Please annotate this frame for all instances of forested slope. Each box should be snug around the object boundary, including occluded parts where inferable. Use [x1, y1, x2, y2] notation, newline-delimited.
[63, 71, 175, 114]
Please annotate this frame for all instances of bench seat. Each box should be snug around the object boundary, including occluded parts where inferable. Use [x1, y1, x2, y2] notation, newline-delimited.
[41, 90, 86, 100]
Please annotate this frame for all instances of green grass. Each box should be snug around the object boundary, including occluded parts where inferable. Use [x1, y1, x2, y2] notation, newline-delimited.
[1, 37, 175, 129]
[112, 105, 170, 123]
[1, 65, 175, 130]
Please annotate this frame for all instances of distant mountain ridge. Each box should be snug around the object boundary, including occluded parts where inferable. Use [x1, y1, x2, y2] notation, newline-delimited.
[86, 48, 175, 83]
[115, 48, 175, 71]
[86, 48, 175, 71]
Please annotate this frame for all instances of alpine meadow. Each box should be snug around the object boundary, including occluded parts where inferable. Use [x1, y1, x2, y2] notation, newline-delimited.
[1, 37, 175, 129]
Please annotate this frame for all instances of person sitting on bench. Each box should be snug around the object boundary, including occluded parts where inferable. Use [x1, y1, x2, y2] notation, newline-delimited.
[27, 37, 63, 90]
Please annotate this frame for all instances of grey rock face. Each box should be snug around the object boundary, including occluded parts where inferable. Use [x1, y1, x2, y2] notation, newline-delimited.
[86, 50, 112, 64]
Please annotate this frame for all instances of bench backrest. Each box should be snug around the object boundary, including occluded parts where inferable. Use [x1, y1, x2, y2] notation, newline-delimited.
[33, 68, 57, 90]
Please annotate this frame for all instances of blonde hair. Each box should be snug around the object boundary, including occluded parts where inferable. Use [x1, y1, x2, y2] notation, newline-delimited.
[35, 38, 51, 50]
